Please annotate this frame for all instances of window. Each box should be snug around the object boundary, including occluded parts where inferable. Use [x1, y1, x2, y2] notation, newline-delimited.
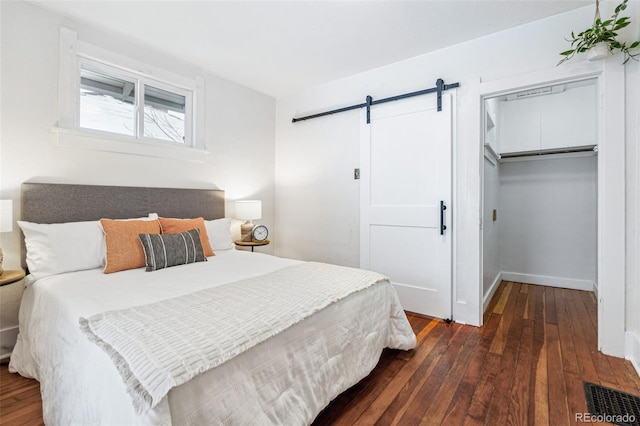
[78, 59, 191, 145]
[143, 85, 186, 143]
[56, 27, 207, 161]
[80, 66, 136, 137]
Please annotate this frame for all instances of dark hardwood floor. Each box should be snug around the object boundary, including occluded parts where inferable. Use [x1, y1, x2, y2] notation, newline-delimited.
[1, 281, 639, 425]
[312, 281, 640, 425]
[0, 360, 42, 426]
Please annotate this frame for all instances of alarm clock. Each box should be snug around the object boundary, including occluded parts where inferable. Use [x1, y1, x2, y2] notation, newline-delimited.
[251, 224, 269, 242]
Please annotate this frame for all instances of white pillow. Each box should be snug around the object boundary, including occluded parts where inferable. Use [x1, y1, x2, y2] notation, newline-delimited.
[205, 218, 234, 251]
[18, 214, 159, 279]
[18, 220, 105, 280]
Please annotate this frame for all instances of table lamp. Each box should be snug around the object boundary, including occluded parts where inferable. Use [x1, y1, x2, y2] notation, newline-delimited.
[0, 200, 13, 276]
[236, 200, 261, 242]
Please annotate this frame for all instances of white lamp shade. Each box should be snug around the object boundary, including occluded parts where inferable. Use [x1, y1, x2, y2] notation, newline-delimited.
[0, 200, 13, 233]
[235, 200, 262, 220]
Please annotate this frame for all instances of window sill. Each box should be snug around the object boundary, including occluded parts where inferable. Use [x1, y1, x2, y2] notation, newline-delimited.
[51, 127, 210, 163]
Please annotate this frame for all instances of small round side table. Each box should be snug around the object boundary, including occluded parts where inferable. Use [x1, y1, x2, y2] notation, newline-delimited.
[0, 269, 25, 287]
[234, 240, 270, 252]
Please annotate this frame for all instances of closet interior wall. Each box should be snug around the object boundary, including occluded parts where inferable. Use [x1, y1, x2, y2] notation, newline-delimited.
[499, 155, 597, 290]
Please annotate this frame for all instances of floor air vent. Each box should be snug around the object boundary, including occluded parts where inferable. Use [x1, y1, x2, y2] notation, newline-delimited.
[584, 382, 640, 426]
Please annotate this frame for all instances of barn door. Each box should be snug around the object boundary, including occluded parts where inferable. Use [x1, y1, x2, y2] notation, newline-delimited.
[360, 94, 452, 319]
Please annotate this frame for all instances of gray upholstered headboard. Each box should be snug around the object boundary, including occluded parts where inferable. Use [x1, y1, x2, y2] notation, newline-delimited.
[22, 183, 225, 223]
[21, 182, 225, 266]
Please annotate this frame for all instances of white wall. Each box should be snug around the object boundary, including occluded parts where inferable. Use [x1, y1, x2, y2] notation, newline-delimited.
[499, 156, 597, 290]
[482, 150, 500, 306]
[273, 110, 361, 266]
[625, 1, 640, 371]
[0, 1, 276, 329]
[275, 5, 599, 325]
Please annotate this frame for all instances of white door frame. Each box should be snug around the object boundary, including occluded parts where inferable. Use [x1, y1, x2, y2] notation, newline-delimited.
[476, 59, 626, 357]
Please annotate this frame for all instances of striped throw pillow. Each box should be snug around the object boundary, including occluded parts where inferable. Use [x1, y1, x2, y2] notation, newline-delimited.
[139, 228, 207, 272]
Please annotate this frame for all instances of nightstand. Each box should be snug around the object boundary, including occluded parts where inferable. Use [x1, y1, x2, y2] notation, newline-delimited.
[234, 239, 270, 252]
[0, 269, 25, 362]
[0, 269, 25, 287]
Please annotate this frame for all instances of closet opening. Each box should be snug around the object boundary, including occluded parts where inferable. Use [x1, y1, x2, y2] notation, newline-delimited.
[481, 78, 598, 314]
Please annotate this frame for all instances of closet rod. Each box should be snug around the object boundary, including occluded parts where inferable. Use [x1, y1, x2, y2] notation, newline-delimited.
[500, 145, 597, 160]
[292, 78, 460, 123]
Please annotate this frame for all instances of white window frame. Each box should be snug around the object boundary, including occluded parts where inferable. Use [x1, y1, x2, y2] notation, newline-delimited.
[78, 58, 194, 146]
[54, 27, 208, 162]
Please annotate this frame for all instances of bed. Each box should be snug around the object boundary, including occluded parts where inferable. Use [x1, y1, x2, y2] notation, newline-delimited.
[8, 182, 416, 425]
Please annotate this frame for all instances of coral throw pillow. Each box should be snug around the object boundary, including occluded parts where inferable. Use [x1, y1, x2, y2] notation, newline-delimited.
[100, 219, 161, 273]
[159, 217, 215, 257]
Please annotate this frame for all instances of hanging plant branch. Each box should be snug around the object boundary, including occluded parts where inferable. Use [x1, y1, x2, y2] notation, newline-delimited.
[558, 0, 640, 65]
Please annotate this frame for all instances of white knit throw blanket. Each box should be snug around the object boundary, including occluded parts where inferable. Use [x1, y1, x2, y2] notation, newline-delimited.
[79, 262, 387, 414]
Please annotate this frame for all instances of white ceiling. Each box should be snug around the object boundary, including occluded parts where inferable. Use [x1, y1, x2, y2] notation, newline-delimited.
[31, 1, 591, 98]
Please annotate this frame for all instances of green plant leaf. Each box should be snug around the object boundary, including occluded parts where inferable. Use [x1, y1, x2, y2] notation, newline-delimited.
[614, 22, 630, 30]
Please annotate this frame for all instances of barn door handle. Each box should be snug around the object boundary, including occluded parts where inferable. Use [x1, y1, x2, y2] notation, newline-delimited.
[440, 201, 447, 235]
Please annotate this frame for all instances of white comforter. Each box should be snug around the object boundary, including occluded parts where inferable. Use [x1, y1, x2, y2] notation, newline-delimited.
[9, 250, 416, 425]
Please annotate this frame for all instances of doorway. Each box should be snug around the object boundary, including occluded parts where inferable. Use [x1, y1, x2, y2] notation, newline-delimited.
[478, 62, 626, 357]
[482, 79, 598, 310]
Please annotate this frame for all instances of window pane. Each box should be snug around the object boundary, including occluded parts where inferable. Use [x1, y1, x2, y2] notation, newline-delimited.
[79, 67, 135, 136]
[143, 85, 186, 143]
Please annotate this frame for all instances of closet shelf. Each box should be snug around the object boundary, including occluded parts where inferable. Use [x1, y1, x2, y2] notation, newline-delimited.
[499, 144, 597, 162]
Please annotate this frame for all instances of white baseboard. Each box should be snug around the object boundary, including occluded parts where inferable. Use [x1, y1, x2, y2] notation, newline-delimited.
[500, 272, 594, 292]
[0, 326, 18, 359]
[483, 272, 502, 313]
[625, 331, 640, 378]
